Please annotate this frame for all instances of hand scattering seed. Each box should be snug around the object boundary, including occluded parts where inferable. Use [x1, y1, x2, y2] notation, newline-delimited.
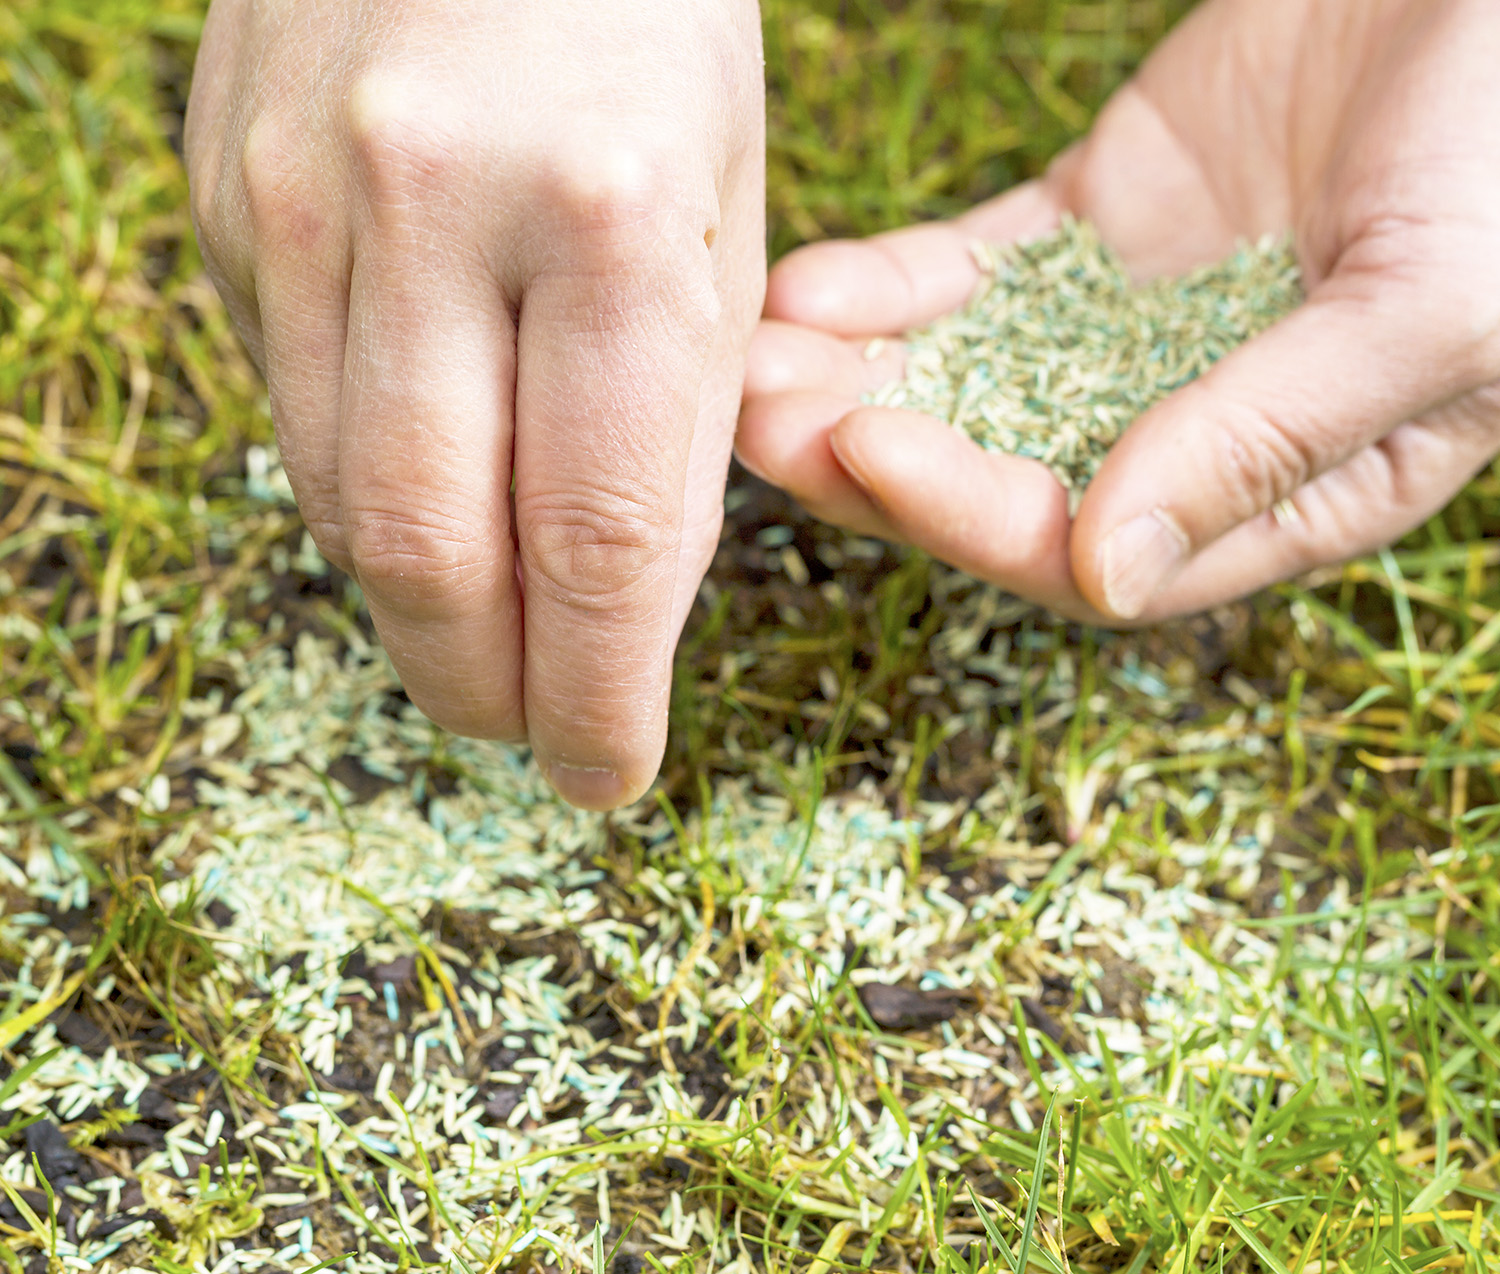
[866, 217, 1303, 498]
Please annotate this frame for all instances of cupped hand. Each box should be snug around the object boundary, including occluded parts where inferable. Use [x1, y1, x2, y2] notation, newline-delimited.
[741, 0, 1500, 625]
[186, 0, 765, 808]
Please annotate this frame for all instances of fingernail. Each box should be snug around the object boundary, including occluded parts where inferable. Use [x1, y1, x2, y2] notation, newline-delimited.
[1101, 508, 1191, 619]
[545, 763, 629, 811]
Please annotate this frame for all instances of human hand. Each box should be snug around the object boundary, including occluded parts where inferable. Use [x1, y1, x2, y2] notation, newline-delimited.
[741, 0, 1500, 624]
[185, 0, 765, 808]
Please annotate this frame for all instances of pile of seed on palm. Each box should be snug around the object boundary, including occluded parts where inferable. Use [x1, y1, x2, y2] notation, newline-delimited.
[867, 217, 1303, 492]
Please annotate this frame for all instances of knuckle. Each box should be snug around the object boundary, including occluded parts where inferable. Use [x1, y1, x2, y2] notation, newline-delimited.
[1365, 436, 1422, 518]
[1207, 395, 1319, 520]
[1345, 216, 1500, 385]
[188, 151, 239, 278]
[299, 512, 352, 572]
[539, 135, 680, 241]
[240, 116, 326, 249]
[528, 130, 722, 338]
[519, 488, 674, 608]
[187, 164, 221, 245]
[345, 504, 488, 611]
[185, 110, 226, 229]
[344, 75, 464, 199]
[406, 685, 525, 744]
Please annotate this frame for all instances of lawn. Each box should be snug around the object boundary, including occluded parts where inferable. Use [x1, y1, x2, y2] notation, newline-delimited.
[2, 1, 1499, 1273]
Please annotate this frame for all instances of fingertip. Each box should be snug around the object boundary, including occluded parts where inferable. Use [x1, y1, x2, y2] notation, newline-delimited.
[830, 407, 1018, 554]
[737, 389, 858, 489]
[767, 223, 987, 335]
[406, 703, 525, 750]
[765, 240, 872, 328]
[953, 178, 1066, 245]
[832, 408, 1084, 612]
[826, 407, 899, 502]
[828, 407, 970, 515]
[1088, 507, 1192, 621]
[745, 319, 905, 398]
[744, 320, 820, 395]
[735, 391, 896, 538]
[539, 759, 642, 812]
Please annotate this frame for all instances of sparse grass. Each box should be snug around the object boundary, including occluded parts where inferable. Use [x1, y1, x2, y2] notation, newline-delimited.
[4, 1, 1500, 1273]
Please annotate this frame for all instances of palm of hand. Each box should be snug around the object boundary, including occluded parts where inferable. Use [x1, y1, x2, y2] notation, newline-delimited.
[741, 0, 1500, 624]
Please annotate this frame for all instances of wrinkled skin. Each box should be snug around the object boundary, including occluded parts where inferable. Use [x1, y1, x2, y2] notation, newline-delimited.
[187, 0, 765, 809]
[742, 0, 1500, 624]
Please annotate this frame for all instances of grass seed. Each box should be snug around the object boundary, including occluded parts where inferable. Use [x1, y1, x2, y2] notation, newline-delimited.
[869, 217, 1303, 493]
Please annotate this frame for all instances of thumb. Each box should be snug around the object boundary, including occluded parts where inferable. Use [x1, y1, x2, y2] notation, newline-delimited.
[1072, 243, 1500, 620]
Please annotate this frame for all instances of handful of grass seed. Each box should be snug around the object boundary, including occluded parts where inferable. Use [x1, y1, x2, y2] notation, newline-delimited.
[867, 217, 1303, 495]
